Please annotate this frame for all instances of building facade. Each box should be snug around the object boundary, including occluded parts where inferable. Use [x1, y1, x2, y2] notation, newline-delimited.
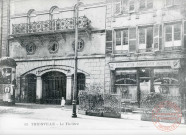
[9, 0, 106, 104]
[2, 0, 186, 108]
[105, 0, 186, 108]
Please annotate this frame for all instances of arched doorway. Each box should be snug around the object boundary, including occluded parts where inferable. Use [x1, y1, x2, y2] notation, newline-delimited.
[72, 73, 86, 104]
[42, 71, 66, 104]
[25, 74, 36, 103]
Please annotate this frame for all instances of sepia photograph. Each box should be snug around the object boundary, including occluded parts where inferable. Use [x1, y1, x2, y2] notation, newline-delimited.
[0, 0, 186, 135]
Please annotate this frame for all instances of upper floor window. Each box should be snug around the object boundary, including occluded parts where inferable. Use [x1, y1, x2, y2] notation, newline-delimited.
[129, 0, 135, 11]
[165, 23, 181, 50]
[138, 26, 153, 52]
[139, 0, 153, 9]
[26, 42, 36, 55]
[72, 39, 84, 52]
[115, 28, 136, 53]
[166, 0, 182, 7]
[48, 41, 59, 54]
[113, 0, 122, 15]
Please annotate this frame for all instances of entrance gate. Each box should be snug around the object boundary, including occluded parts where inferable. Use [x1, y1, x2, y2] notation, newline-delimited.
[25, 74, 36, 103]
[42, 71, 66, 104]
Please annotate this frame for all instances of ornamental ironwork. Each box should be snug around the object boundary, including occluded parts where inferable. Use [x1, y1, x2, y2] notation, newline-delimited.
[12, 16, 91, 35]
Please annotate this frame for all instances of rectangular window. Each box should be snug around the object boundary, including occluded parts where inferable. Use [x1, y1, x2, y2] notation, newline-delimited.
[165, 23, 181, 50]
[147, 0, 153, 8]
[113, 0, 121, 15]
[115, 29, 129, 53]
[140, 0, 153, 9]
[129, 0, 135, 11]
[140, 0, 146, 9]
[138, 26, 153, 52]
[166, 0, 181, 6]
[115, 28, 136, 53]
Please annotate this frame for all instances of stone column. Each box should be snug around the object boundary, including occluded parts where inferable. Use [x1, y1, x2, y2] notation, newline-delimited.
[36, 76, 42, 104]
[66, 75, 72, 105]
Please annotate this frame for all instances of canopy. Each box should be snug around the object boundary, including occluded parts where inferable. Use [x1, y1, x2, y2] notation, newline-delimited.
[0, 57, 17, 67]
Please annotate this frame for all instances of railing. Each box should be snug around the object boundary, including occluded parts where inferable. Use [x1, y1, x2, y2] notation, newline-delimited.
[12, 16, 91, 35]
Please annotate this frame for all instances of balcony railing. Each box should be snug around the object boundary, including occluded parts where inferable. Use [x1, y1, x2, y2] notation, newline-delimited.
[12, 16, 91, 35]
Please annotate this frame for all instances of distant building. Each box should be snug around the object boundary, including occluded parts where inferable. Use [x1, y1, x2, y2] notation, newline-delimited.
[105, 0, 186, 108]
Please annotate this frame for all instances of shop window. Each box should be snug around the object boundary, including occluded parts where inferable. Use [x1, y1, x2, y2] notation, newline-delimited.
[138, 26, 153, 52]
[165, 23, 181, 50]
[115, 70, 137, 101]
[154, 69, 179, 96]
[26, 42, 36, 55]
[139, 0, 153, 9]
[48, 41, 59, 54]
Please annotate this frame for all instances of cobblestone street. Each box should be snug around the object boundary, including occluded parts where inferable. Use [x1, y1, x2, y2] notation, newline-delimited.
[0, 103, 186, 135]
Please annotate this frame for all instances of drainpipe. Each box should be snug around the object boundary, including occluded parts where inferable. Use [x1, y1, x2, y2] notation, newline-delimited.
[0, 0, 3, 58]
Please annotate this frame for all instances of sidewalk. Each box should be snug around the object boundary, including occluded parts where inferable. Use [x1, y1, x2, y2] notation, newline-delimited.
[0, 103, 186, 135]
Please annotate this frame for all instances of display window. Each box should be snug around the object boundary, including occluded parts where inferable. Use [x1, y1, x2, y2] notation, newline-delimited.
[115, 70, 137, 102]
[154, 68, 180, 96]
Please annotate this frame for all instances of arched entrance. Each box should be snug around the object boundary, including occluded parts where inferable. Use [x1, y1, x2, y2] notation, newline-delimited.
[42, 71, 66, 104]
[25, 74, 36, 103]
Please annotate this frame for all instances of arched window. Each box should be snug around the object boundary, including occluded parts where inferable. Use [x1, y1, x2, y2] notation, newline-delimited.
[49, 6, 60, 20]
[27, 9, 37, 23]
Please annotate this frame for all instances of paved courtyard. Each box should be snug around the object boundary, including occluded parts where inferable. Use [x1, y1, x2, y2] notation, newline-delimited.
[0, 103, 186, 135]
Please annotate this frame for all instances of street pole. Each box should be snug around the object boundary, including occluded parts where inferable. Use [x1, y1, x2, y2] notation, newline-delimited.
[72, 0, 79, 118]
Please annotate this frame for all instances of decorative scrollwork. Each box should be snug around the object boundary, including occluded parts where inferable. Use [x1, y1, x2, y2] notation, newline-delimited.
[12, 16, 91, 35]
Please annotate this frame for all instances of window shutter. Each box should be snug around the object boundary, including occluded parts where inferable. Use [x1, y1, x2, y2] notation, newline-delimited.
[129, 28, 136, 52]
[106, 30, 113, 55]
[159, 25, 162, 50]
[154, 25, 159, 51]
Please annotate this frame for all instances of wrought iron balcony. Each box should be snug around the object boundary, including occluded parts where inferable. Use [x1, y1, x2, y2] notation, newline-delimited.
[12, 16, 91, 36]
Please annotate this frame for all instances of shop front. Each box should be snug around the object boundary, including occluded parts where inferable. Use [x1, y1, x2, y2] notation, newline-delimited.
[109, 59, 184, 108]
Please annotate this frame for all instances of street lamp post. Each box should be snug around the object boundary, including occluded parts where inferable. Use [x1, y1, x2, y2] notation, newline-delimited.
[72, 0, 79, 118]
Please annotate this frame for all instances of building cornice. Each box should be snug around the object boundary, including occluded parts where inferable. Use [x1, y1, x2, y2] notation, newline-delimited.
[14, 55, 106, 62]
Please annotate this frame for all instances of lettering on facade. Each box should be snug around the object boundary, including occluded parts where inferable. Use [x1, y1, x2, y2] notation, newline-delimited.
[109, 60, 181, 70]
[36, 67, 70, 75]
